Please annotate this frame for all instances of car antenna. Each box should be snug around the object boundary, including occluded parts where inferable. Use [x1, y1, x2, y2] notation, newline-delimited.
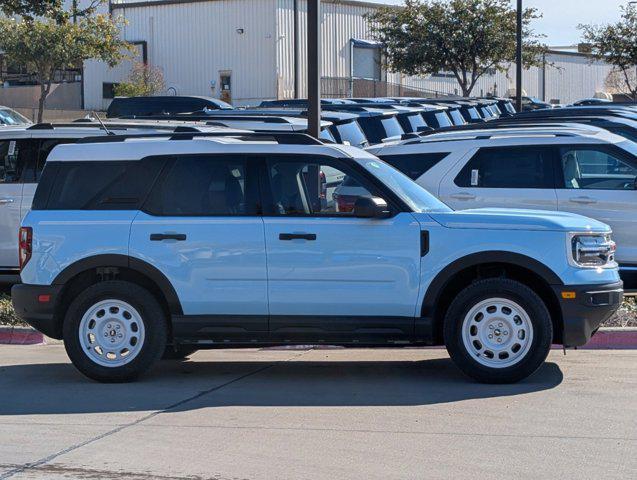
[92, 111, 115, 136]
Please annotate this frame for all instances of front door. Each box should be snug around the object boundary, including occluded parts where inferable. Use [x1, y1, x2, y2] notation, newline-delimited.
[129, 154, 268, 340]
[260, 155, 422, 343]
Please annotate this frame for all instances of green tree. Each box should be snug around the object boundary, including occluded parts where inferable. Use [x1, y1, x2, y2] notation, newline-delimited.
[0, 14, 131, 122]
[366, 0, 546, 97]
[580, 4, 637, 101]
[0, 1, 63, 21]
[114, 62, 166, 98]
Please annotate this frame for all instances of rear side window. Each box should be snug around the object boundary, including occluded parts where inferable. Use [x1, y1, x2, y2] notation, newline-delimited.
[144, 155, 257, 216]
[379, 152, 449, 180]
[38, 158, 166, 210]
[455, 146, 555, 189]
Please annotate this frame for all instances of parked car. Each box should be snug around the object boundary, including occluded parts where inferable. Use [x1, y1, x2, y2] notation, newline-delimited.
[13, 130, 622, 384]
[514, 96, 554, 111]
[0, 122, 247, 283]
[570, 98, 612, 106]
[0, 107, 31, 126]
[106, 96, 234, 118]
[368, 125, 637, 291]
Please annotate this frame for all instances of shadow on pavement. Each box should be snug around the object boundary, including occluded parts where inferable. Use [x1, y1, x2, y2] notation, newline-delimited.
[0, 357, 563, 416]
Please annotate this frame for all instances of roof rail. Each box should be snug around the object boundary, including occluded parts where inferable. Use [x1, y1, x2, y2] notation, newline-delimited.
[27, 123, 55, 130]
[405, 131, 580, 145]
[75, 131, 324, 145]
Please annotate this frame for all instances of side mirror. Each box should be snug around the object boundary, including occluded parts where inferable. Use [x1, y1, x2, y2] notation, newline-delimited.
[353, 197, 391, 219]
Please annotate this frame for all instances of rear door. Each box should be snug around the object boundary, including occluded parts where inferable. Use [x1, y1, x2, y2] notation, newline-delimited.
[555, 144, 637, 265]
[0, 136, 36, 269]
[130, 154, 268, 340]
[439, 145, 558, 211]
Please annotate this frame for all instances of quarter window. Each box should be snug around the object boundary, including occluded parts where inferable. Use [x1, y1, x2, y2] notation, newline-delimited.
[455, 146, 555, 189]
[559, 147, 637, 190]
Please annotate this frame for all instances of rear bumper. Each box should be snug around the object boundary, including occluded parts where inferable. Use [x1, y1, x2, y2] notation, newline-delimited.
[11, 284, 62, 339]
[553, 281, 623, 347]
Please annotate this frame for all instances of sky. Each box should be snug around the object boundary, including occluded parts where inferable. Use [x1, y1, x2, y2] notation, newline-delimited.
[362, 0, 629, 46]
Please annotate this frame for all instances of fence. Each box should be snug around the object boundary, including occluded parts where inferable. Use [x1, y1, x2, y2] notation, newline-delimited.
[321, 77, 455, 99]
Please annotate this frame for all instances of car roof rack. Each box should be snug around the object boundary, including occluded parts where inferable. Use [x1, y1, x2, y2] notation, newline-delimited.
[75, 130, 324, 145]
[27, 123, 56, 130]
[404, 130, 581, 145]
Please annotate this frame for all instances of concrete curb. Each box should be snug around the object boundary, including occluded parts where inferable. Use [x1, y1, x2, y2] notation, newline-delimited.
[1, 326, 637, 349]
[0, 326, 44, 345]
[581, 327, 637, 350]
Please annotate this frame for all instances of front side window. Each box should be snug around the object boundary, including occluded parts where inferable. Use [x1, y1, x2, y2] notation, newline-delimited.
[455, 146, 555, 189]
[145, 155, 256, 216]
[265, 157, 375, 215]
[0, 139, 37, 183]
[559, 146, 637, 190]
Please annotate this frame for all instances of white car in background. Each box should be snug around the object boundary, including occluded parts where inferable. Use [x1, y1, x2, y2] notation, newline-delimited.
[367, 125, 637, 291]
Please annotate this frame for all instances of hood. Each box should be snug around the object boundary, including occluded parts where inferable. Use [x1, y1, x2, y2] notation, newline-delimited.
[429, 208, 611, 233]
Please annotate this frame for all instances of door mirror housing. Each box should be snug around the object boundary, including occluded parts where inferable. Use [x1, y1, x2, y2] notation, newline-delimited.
[353, 197, 391, 219]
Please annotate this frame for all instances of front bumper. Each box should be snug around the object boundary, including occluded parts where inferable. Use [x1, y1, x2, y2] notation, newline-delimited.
[11, 284, 63, 339]
[553, 281, 623, 347]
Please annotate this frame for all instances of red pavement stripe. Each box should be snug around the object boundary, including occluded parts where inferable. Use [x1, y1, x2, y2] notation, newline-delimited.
[581, 329, 637, 350]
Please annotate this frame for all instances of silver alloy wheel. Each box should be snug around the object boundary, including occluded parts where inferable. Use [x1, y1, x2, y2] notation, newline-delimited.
[461, 297, 534, 368]
[79, 299, 146, 368]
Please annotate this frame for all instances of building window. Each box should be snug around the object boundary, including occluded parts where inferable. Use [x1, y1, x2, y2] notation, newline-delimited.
[102, 82, 120, 99]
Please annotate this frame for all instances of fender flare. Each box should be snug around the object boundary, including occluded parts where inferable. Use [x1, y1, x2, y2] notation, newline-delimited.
[421, 251, 563, 317]
[53, 254, 183, 315]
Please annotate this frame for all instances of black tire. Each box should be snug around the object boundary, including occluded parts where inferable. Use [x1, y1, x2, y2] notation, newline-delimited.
[443, 278, 552, 384]
[161, 345, 197, 360]
[63, 281, 168, 383]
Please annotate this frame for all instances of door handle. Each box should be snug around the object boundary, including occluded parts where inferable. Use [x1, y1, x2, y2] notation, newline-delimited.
[450, 192, 476, 200]
[150, 233, 187, 241]
[0, 197, 15, 205]
[569, 196, 597, 205]
[279, 233, 317, 241]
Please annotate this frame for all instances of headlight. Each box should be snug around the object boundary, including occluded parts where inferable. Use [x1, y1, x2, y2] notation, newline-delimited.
[570, 233, 616, 268]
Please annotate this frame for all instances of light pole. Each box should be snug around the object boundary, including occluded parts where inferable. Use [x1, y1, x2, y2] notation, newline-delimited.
[307, 0, 321, 138]
[515, 0, 523, 112]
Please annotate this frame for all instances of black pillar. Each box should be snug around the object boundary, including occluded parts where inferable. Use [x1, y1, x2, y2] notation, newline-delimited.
[293, 0, 299, 99]
[515, 0, 523, 112]
[307, 0, 321, 138]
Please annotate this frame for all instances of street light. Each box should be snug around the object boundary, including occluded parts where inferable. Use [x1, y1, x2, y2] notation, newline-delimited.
[516, 0, 523, 112]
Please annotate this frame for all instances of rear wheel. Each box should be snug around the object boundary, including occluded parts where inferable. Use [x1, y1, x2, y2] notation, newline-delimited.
[63, 281, 167, 382]
[443, 278, 552, 383]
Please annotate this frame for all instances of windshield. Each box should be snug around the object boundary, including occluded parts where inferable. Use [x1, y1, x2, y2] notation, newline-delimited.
[380, 116, 404, 138]
[618, 139, 637, 157]
[0, 109, 30, 125]
[448, 109, 466, 126]
[406, 113, 427, 132]
[434, 112, 452, 128]
[319, 128, 336, 142]
[357, 157, 451, 213]
[467, 107, 481, 119]
[334, 120, 368, 148]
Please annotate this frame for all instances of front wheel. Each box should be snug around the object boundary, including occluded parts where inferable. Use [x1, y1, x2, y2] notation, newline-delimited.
[443, 278, 552, 384]
[63, 281, 167, 382]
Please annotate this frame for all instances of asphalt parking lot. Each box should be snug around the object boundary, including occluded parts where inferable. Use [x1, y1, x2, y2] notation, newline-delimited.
[0, 345, 635, 480]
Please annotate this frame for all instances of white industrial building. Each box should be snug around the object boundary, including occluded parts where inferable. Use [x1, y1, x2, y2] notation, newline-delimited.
[82, 0, 617, 110]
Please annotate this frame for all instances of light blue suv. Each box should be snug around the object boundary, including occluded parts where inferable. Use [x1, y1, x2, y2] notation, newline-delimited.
[12, 132, 623, 383]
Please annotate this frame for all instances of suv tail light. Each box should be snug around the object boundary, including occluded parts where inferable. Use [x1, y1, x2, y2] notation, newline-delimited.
[19, 227, 32, 270]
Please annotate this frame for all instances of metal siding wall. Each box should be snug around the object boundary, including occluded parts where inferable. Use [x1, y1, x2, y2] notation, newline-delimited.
[276, 0, 396, 99]
[84, 0, 277, 109]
